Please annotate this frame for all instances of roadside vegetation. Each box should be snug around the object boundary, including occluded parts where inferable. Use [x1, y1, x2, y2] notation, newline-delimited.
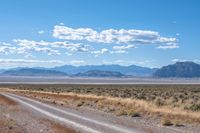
[1, 84, 200, 126]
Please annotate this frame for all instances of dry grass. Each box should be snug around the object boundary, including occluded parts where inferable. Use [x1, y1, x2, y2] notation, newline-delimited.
[1, 84, 200, 125]
[4, 88, 200, 124]
[2, 84, 200, 111]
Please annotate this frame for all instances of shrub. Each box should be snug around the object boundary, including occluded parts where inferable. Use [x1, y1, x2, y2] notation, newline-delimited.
[161, 119, 173, 126]
[155, 98, 164, 106]
[76, 101, 84, 107]
[126, 109, 140, 117]
[115, 110, 127, 116]
[189, 104, 200, 111]
[174, 121, 184, 127]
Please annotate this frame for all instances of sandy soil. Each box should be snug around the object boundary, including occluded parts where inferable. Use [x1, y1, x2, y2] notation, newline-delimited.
[0, 93, 77, 133]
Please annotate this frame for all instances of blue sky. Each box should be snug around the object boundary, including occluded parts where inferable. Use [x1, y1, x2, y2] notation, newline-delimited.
[0, 0, 199, 68]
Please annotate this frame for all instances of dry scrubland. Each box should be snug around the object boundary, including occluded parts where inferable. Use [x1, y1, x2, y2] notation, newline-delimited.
[1, 84, 200, 127]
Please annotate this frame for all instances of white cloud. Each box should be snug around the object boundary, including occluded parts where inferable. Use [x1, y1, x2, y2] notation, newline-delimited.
[12, 39, 90, 55]
[38, 30, 45, 35]
[172, 59, 200, 63]
[34, 47, 60, 55]
[53, 25, 177, 45]
[13, 39, 49, 47]
[0, 46, 17, 54]
[0, 42, 11, 46]
[113, 44, 134, 50]
[91, 48, 109, 57]
[110, 50, 127, 54]
[156, 44, 179, 49]
[172, 59, 183, 62]
[91, 46, 131, 56]
[0, 40, 61, 56]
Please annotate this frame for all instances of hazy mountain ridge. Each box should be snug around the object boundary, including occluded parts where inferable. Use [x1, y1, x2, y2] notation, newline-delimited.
[52, 64, 156, 76]
[74, 70, 125, 77]
[154, 62, 200, 77]
[1, 68, 68, 76]
[1, 62, 200, 78]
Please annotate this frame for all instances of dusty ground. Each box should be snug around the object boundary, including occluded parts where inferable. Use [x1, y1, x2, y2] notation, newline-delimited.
[0, 93, 77, 133]
[2, 88, 200, 133]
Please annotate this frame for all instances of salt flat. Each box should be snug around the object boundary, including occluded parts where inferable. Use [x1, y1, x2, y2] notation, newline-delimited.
[0, 76, 199, 84]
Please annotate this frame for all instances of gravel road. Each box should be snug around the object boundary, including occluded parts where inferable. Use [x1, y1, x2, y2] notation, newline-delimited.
[2, 93, 144, 133]
[1, 92, 198, 133]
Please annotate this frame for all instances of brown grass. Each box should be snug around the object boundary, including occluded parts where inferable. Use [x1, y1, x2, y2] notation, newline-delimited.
[4, 89, 200, 124]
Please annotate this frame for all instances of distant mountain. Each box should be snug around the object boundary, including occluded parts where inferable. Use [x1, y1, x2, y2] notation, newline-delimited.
[1, 68, 67, 76]
[52, 64, 157, 76]
[153, 62, 200, 78]
[75, 70, 124, 77]
[0, 69, 5, 73]
[0, 64, 158, 77]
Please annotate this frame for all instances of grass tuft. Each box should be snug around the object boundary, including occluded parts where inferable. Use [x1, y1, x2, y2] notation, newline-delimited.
[161, 119, 173, 126]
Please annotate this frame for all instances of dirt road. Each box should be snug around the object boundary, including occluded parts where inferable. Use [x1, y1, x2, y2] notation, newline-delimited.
[2, 93, 143, 133]
[1, 92, 197, 133]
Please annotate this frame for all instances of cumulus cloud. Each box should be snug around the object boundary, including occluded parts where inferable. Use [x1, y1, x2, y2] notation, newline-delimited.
[0, 46, 17, 54]
[15, 39, 90, 52]
[53, 25, 177, 45]
[91, 48, 109, 57]
[0, 24, 179, 67]
[0, 41, 56, 56]
[0, 39, 91, 56]
[34, 47, 60, 55]
[113, 44, 134, 50]
[91, 46, 132, 56]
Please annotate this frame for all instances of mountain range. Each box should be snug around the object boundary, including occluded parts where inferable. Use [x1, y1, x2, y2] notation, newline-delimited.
[1, 61, 200, 78]
[0, 64, 156, 77]
[153, 61, 200, 78]
[51, 64, 157, 76]
[1, 68, 67, 76]
[74, 70, 125, 77]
